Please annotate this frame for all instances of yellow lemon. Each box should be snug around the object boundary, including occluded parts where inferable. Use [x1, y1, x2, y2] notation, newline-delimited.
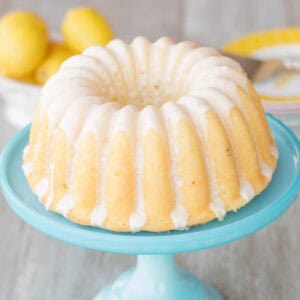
[0, 11, 48, 78]
[62, 7, 114, 53]
[35, 42, 73, 84]
[18, 73, 38, 84]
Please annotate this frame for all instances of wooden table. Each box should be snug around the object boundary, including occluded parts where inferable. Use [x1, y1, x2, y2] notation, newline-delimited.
[0, 1, 300, 299]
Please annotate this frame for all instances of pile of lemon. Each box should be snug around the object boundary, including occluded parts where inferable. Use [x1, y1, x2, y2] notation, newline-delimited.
[0, 7, 114, 85]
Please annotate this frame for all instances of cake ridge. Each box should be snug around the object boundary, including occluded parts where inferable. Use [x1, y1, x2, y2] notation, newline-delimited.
[178, 96, 226, 218]
[93, 104, 122, 225]
[161, 102, 189, 229]
[107, 39, 138, 102]
[130, 108, 147, 232]
[55, 101, 93, 215]
[85, 45, 128, 103]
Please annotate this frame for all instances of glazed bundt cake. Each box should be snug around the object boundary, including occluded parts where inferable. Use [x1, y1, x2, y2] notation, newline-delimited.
[23, 37, 278, 232]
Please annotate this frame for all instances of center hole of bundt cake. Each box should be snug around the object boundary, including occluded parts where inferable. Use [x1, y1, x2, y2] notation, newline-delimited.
[112, 82, 176, 108]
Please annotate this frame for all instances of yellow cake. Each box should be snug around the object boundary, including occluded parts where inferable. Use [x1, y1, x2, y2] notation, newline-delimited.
[22, 37, 278, 232]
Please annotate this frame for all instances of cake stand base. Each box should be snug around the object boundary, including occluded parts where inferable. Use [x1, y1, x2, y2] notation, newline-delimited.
[94, 254, 223, 300]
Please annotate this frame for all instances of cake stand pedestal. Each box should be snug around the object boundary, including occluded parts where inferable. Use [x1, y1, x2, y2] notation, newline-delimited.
[95, 254, 222, 300]
[1, 115, 299, 300]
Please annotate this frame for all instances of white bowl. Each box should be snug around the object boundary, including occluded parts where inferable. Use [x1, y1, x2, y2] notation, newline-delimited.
[0, 75, 41, 128]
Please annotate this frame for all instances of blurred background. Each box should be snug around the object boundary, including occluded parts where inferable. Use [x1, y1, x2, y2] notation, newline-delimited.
[0, 1, 299, 300]
[1, 0, 300, 45]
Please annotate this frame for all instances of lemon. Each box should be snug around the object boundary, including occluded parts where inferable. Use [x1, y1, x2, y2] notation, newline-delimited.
[35, 42, 73, 84]
[0, 11, 48, 78]
[18, 73, 38, 84]
[62, 7, 114, 53]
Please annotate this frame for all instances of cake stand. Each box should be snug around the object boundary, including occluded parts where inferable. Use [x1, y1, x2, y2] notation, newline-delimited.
[1, 114, 300, 300]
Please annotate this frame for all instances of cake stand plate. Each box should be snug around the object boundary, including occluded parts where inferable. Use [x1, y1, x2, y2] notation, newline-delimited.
[1, 115, 300, 300]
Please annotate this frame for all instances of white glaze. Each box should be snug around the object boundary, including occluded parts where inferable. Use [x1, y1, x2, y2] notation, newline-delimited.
[23, 145, 29, 157]
[270, 144, 279, 158]
[84, 45, 127, 102]
[34, 178, 48, 202]
[260, 160, 274, 180]
[193, 67, 247, 90]
[59, 100, 93, 141]
[90, 108, 121, 227]
[188, 87, 235, 117]
[89, 104, 118, 226]
[56, 195, 73, 217]
[45, 164, 55, 210]
[90, 204, 107, 228]
[110, 105, 137, 135]
[41, 75, 98, 110]
[129, 110, 146, 232]
[240, 179, 255, 203]
[131, 37, 151, 105]
[22, 162, 32, 177]
[141, 105, 164, 132]
[55, 103, 93, 215]
[210, 197, 226, 219]
[22, 146, 32, 176]
[162, 102, 189, 229]
[149, 38, 174, 100]
[256, 119, 278, 182]
[82, 103, 119, 226]
[108, 40, 138, 101]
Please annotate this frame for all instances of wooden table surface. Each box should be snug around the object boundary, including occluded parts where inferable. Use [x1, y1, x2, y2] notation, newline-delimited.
[0, 1, 300, 299]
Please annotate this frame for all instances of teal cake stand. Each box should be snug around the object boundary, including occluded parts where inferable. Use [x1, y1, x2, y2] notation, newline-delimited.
[1, 115, 300, 300]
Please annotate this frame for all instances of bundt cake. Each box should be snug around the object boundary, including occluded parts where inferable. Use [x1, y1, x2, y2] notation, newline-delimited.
[22, 37, 278, 232]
